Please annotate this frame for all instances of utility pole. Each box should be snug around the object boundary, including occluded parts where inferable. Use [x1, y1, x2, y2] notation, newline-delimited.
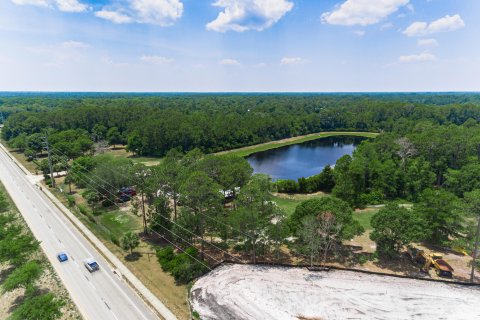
[471, 215, 480, 283]
[44, 131, 56, 188]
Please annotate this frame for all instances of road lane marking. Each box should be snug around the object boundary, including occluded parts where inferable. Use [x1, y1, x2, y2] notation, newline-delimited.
[0, 150, 154, 320]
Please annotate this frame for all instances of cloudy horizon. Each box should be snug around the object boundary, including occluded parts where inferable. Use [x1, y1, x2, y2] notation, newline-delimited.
[1, 0, 479, 92]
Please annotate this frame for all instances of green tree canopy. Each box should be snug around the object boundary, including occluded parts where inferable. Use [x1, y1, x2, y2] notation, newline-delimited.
[370, 203, 425, 258]
[2, 260, 43, 297]
[289, 196, 363, 240]
[8, 293, 64, 320]
[122, 232, 140, 256]
[414, 189, 463, 245]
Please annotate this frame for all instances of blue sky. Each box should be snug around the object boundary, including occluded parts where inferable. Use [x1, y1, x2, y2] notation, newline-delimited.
[0, 0, 478, 92]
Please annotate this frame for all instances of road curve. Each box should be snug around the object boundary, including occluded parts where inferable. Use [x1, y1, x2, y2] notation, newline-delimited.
[0, 146, 159, 320]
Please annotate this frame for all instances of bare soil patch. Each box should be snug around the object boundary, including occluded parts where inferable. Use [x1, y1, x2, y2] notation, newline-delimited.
[191, 264, 480, 320]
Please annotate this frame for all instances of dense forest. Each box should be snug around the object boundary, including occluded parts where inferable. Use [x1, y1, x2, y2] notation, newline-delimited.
[2, 93, 480, 156]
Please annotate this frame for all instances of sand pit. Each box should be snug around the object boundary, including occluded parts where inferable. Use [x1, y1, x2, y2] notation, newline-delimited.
[190, 264, 480, 320]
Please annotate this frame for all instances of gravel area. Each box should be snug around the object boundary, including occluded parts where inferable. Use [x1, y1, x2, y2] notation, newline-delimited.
[190, 264, 480, 320]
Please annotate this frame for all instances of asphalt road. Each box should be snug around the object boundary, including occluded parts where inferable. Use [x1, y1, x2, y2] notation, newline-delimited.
[0, 146, 159, 320]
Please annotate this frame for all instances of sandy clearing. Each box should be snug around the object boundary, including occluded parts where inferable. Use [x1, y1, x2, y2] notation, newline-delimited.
[190, 264, 480, 320]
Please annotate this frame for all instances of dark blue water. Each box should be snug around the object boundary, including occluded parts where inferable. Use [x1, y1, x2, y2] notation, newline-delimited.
[247, 136, 366, 181]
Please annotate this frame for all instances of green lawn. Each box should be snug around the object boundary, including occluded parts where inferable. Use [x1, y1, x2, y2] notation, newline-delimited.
[218, 131, 379, 158]
[273, 194, 378, 230]
[352, 210, 378, 230]
[272, 196, 303, 216]
[99, 211, 142, 238]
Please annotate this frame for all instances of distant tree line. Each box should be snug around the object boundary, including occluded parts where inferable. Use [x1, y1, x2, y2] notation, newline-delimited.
[3, 94, 480, 157]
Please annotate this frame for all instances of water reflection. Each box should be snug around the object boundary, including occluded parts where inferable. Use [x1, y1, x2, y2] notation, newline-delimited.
[246, 136, 366, 181]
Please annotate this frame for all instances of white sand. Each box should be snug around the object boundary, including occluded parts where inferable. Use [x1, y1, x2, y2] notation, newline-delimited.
[190, 264, 480, 320]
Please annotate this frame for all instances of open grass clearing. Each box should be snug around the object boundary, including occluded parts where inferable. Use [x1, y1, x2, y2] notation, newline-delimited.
[271, 192, 328, 216]
[103, 146, 162, 166]
[217, 131, 378, 158]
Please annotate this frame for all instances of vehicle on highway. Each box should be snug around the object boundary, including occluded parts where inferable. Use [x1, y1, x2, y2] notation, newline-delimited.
[84, 258, 100, 273]
[57, 252, 68, 262]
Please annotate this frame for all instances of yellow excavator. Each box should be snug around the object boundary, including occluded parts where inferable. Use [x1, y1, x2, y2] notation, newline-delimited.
[406, 246, 454, 278]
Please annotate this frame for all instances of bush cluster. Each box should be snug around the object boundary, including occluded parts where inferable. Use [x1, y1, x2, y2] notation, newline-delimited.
[157, 246, 209, 283]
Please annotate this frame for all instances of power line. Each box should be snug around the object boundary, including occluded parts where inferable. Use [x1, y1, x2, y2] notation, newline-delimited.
[156, 232, 212, 271]
[47, 146, 241, 263]
[49, 146, 256, 242]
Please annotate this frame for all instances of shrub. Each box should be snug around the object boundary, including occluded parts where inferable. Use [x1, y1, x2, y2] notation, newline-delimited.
[102, 199, 114, 207]
[359, 190, 384, 206]
[156, 246, 208, 283]
[88, 215, 96, 224]
[156, 246, 175, 272]
[9, 293, 65, 320]
[66, 195, 75, 207]
[77, 204, 89, 215]
[110, 235, 120, 247]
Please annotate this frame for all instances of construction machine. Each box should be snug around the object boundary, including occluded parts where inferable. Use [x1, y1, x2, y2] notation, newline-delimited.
[406, 246, 454, 278]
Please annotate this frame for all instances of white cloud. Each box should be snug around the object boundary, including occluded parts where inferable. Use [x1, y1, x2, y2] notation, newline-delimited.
[131, 0, 183, 26]
[398, 52, 436, 63]
[95, 10, 134, 24]
[280, 57, 308, 65]
[321, 0, 409, 26]
[380, 22, 394, 30]
[207, 0, 294, 32]
[403, 14, 465, 37]
[219, 58, 241, 66]
[54, 0, 87, 12]
[141, 55, 173, 65]
[417, 38, 438, 47]
[11, 0, 87, 11]
[95, 0, 183, 26]
[11, 0, 49, 6]
[61, 40, 90, 49]
[354, 30, 365, 36]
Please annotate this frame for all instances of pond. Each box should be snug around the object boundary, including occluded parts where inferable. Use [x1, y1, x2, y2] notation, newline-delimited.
[246, 136, 367, 181]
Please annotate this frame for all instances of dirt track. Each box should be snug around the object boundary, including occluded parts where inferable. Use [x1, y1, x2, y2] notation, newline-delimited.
[190, 264, 480, 320]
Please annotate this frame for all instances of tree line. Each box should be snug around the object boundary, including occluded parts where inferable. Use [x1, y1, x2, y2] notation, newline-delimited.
[3, 94, 480, 157]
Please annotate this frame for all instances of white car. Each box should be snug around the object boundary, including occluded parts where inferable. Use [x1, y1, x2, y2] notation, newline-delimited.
[83, 258, 100, 273]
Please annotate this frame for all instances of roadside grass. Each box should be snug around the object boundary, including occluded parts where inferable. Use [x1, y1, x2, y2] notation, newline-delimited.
[217, 131, 379, 158]
[0, 140, 39, 174]
[0, 182, 81, 320]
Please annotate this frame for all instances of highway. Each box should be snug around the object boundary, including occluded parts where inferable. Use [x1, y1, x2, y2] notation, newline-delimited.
[0, 145, 159, 320]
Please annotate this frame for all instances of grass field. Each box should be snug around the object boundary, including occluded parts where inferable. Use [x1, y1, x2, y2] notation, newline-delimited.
[217, 131, 378, 158]
[352, 209, 378, 230]
[100, 211, 142, 238]
[104, 146, 163, 166]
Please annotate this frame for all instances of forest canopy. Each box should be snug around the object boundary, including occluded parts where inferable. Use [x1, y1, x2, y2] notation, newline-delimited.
[2, 93, 480, 157]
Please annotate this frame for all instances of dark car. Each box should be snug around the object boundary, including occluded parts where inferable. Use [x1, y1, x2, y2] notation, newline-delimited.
[57, 252, 68, 262]
[118, 187, 137, 202]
